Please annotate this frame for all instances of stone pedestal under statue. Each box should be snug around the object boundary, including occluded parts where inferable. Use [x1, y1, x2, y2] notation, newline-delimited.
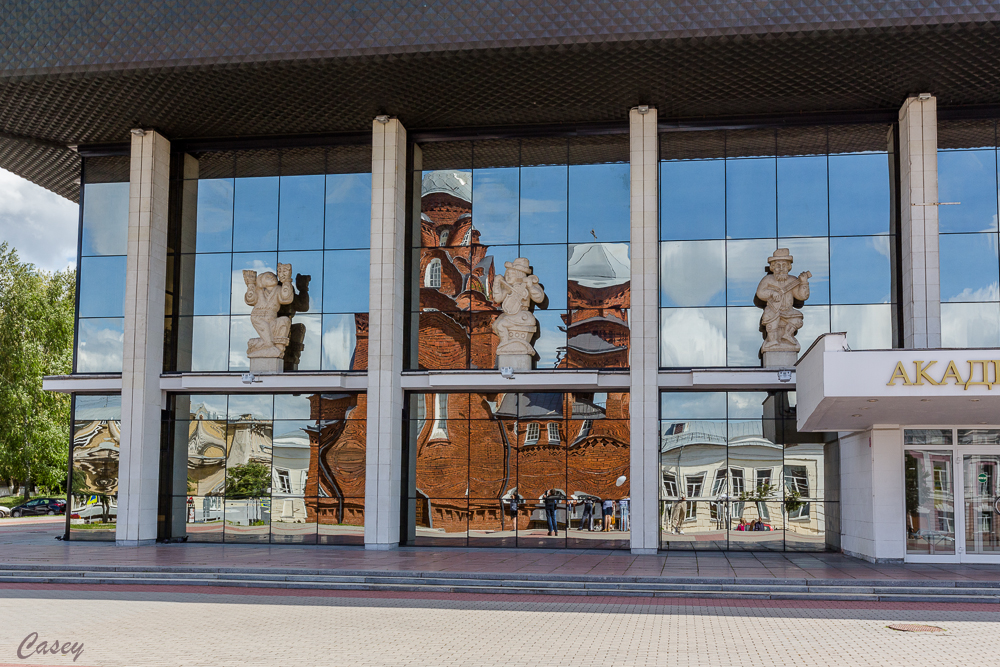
[762, 350, 799, 368]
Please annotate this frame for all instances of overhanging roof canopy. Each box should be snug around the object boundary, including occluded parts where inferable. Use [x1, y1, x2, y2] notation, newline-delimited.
[796, 333, 1000, 432]
[3, 1, 1000, 201]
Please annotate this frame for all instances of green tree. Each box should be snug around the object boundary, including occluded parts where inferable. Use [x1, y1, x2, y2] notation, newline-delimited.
[224, 462, 271, 498]
[0, 243, 75, 499]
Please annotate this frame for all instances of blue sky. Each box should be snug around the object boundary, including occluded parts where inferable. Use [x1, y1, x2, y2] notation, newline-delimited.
[0, 168, 79, 273]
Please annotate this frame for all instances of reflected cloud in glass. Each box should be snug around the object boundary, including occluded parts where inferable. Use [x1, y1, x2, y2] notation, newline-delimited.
[726, 306, 763, 367]
[726, 239, 776, 306]
[780, 237, 829, 305]
[940, 232, 1000, 302]
[568, 163, 629, 243]
[941, 302, 1000, 348]
[76, 318, 124, 373]
[81, 182, 129, 256]
[78, 256, 127, 318]
[534, 310, 567, 369]
[194, 179, 235, 253]
[660, 240, 725, 307]
[278, 175, 325, 251]
[472, 168, 519, 245]
[660, 308, 726, 367]
[192, 253, 232, 316]
[189, 316, 229, 371]
[831, 304, 893, 350]
[325, 173, 372, 250]
[230, 253, 277, 315]
[830, 236, 891, 304]
[228, 316, 254, 371]
[322, 313, 359, 370]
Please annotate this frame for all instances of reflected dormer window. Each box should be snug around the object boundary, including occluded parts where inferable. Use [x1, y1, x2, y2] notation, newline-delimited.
[425, 258, 442, 288]
[524, 422, 540, 444]
[430, 393, 448, 440]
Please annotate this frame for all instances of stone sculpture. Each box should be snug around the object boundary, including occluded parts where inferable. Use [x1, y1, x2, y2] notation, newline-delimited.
[491, 257, 545, 371]
[755, 248, 811, 368]
[243, 263, 296, 373]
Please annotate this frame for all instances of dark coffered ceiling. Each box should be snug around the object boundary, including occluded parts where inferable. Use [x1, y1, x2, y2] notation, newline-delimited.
[2, 1, 1000, 200]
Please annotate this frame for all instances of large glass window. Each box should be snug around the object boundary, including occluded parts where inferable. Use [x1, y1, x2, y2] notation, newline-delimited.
[659, 126, 895, 368]
[659, 390, 836, 551]
[903, 429, 956, 555]
[938, 120, 1000, 347]
[409, 136, 631, 371]
[76, 156, 130, 373]
[404, 391, 630, 549]
[169, 145, 372, 372]
[163, 392, 366, 544]
[69, 394, 122, 540]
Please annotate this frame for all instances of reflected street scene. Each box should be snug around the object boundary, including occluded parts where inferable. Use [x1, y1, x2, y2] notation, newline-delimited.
[405, 392, 630, 549]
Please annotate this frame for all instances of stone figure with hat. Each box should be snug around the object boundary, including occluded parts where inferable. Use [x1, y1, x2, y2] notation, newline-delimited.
[491, 257, 545, 370]
[243, 262, 296, 373]
[755, 248, 811, 367]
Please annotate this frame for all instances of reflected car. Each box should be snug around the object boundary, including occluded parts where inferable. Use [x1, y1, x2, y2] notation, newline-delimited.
[9, 498, 67, 517]
[0, 506, 9, 517]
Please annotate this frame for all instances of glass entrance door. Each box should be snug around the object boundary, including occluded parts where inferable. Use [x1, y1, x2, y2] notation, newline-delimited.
[963, 454, 1000, 555]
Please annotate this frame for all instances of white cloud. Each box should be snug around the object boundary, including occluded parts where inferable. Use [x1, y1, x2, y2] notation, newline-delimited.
[0, 168, 79, 273]
[660, 308, 726, 367]
[948, 282, 1000, 303]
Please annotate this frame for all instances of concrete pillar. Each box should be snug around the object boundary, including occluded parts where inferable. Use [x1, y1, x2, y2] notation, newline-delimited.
[629, 106, 660, 554]
[116, 129, 170, 546]
[898, 94, 941, 349]
[365, 117, 407, 549]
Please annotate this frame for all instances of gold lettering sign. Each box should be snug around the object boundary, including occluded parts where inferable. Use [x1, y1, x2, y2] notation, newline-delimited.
[887, 359, 998, 390]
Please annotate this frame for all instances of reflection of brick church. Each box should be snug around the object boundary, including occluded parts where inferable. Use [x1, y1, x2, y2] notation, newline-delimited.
[411, 392, 630, 532]
[416, 170, 629, 370]
[304, 393, 367, 527]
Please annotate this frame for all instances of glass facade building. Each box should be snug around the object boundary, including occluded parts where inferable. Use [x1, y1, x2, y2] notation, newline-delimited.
[55, 104, 1000, 561]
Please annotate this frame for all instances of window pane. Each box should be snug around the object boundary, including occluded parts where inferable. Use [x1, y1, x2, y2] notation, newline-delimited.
[726, 158, 776, 239]
[726, 306, 762, 367]
[321, 313, 360, 370]
[660, 160, 725, 240]
[831, 304, 892, 350]
[941, 302, 1000, 347]
[81, 182, 129, 256]
[777, 156, 828, 237]
[940, 232, 999, 302]
[228, 316, 254, 371]
[323, 249, 370, 313]
[289, 312, 322, 371]
[829, 153, 890, 235]
[534, 310, 567, 370]
[192, 253, 232, 316]
[76, 318, 124, 372]
[472, 167, 519, 245]
[727, 392, 768, 419]
[905, 450, 955, 555]
[660, 240, 725, 307]
[830, 236, 891, 304]
[660, 392, 726, 420]
[325, 173, 372, 250]
[568, 242, 629, 305]
[194, 179, 234, 253]
[797, 305, 831, 355]
[189, 316, 230, 371]
[568, 163, 629, 243]
[78, 256, 126, 318]
[228, 394, 274, 420]
[938, 150, 999, 234]
[233, 176, 279, 252]
[519, 165, 567, 244]
[278, 175, 325, 251]
[727, 239, 777, 306]
[660, 308, 726, 367]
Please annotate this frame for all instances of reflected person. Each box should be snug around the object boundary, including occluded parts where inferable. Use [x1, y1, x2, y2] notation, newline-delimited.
[544, 491, 559, 536]
[580, 497, 594, 531]
[670, 495, 687, 535]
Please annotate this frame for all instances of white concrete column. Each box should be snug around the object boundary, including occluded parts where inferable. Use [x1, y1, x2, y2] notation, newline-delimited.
[839, 426, 905, 562]
[629, 106, 660, 554]
[116, 129, 170, 546]
[898, 94, 941, 349]
[365, 117, 407, 549]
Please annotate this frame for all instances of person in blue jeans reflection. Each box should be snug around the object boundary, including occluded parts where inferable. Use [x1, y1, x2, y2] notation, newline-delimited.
[580, 497, 594, 531]
[544, 491, 559, 536]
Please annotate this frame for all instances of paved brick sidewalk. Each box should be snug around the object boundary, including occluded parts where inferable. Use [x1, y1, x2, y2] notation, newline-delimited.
[0, 586, 998, 667]
[3, 520, 1000, 584]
